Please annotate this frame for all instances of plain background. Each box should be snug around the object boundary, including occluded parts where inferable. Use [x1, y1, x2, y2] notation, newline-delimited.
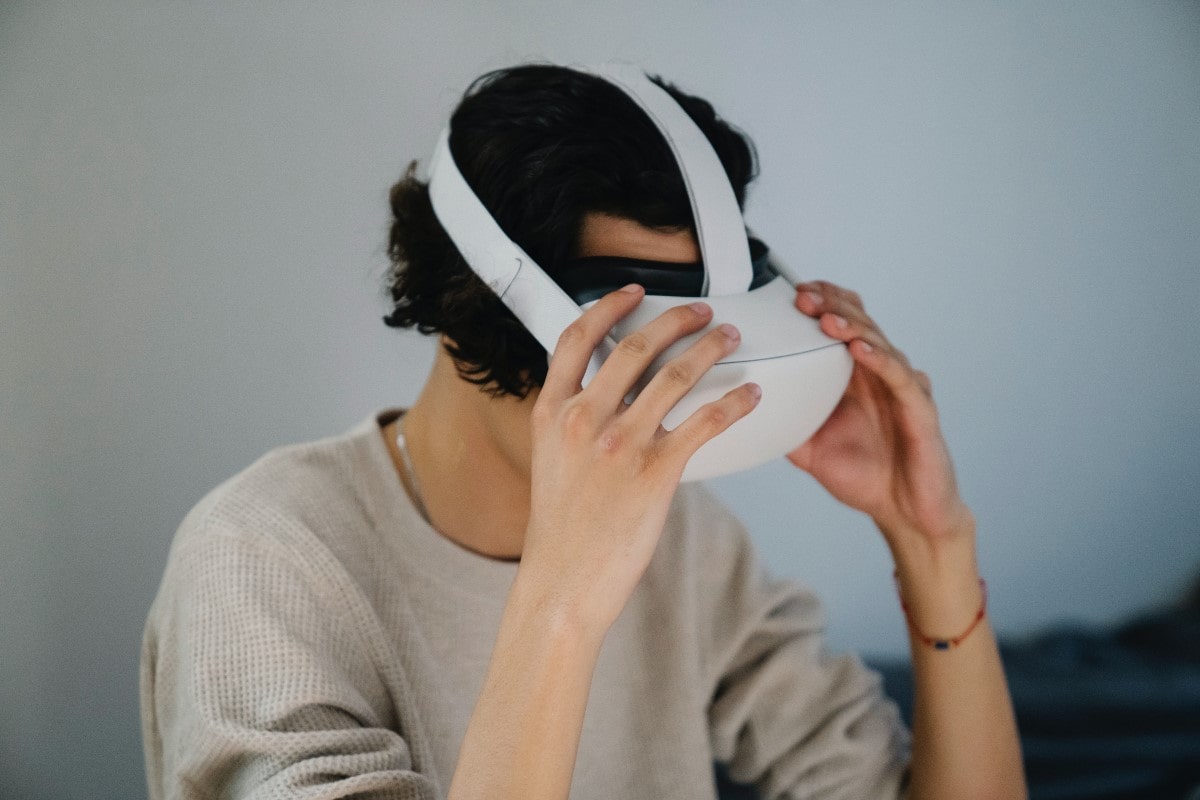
[3, 2, 1198, 798]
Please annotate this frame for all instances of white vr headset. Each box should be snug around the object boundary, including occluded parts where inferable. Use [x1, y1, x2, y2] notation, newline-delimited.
[427, 63, 853, 482]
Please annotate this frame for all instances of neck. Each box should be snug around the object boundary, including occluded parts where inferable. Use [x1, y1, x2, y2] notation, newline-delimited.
[391, 338, 537, 562]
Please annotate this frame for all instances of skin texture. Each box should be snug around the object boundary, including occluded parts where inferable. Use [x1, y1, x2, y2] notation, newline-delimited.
[385, 211, 1027, 800]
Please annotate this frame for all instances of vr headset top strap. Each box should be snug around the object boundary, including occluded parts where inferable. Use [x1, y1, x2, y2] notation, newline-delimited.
[576, 63, 753, 296]
[427, 63, 756, 381]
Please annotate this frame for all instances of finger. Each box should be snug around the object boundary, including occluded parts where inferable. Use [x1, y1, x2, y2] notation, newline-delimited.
[820, 311, 910, 371]
[619, 321, 742, 437]
[653, 381, 762, 468]
[795, 290, 893, 354]
[794, 285, 878, 335]
[815, 280, 865, 313]
[794, 287, 876, 334]
[539, 283, 646, 406]
[583, 300, 715, 413]
[849, 338, 928, 406]
[795, 280, 865, 314]
[795, 290, 909, 370]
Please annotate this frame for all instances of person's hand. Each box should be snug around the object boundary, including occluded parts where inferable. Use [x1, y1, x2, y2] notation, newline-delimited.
[787, 281, 975, 554]
[519, 284, 762, 633]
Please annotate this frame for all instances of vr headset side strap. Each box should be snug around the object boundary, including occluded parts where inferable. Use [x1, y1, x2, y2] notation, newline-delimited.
[427, 127, 616, 384]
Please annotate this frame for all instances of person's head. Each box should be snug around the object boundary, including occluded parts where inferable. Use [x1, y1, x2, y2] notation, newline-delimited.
[382, 63, 759, 400]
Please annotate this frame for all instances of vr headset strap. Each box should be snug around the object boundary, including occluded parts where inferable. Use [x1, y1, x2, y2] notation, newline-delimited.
[579, 63, 753, 297]
[428, 129, 605, 371]
[428, 64, 758, 386]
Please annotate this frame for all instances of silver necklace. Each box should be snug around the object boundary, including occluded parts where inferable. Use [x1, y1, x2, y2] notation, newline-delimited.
[395, 418, 432, 524]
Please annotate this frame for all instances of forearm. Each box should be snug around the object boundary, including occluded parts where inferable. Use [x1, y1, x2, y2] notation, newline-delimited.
[886, 526, 1026, 800]
[447, 567, 607, 800]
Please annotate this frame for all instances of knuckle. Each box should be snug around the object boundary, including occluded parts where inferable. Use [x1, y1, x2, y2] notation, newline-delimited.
[557, 322, 587, 349]
[598, 428, 622, 454]
[618, 331, 651, 357]
[702, 404, 728, 430]
[664, 361, 693, 387]
[560, 402, 594, 436]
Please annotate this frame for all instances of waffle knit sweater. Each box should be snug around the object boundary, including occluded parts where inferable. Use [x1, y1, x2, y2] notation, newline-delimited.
[140, 408, 911, 799]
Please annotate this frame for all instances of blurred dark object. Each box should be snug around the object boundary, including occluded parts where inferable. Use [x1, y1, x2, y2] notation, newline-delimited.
[713, 572, 1200, 800]
[872, 571, 1200, 800]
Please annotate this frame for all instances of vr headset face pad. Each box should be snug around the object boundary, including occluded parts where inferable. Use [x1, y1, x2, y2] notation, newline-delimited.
[557, 237, 775, 305]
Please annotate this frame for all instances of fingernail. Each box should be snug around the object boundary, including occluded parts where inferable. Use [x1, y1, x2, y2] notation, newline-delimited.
[689, 301, 712, 315]
[717, 323, 739, 340]
[805, 291, 821, 306]
[621, 283, 643, 294]
[747, 383, 762, 400]
[833, 314, 849, 329]
[860, 341, 874, 353]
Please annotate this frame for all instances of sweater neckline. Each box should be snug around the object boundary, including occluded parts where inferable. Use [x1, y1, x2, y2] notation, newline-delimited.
[357, 407, 520, 599]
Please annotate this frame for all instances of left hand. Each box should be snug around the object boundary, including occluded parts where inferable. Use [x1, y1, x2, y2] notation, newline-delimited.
[787, 281, 975, 551]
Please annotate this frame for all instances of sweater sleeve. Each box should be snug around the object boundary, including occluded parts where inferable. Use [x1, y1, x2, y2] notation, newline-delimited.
[140, 522, 438, 800]
[691, 485, 912, 800]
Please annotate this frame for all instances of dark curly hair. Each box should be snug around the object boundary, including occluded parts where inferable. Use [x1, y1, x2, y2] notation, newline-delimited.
[382, 64, 759, 399]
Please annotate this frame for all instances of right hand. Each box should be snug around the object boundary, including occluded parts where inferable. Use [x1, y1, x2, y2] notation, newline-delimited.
[517, 283, 762, 633]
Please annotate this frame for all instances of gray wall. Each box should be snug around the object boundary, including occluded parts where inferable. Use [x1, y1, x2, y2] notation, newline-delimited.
[3, 2, 1198, 798]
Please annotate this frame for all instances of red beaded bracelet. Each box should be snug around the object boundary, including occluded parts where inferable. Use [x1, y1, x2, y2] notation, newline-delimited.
[892, 570, 988, 651]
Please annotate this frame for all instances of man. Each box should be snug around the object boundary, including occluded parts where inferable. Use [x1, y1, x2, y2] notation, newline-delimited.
[141, 64, 1025, 799]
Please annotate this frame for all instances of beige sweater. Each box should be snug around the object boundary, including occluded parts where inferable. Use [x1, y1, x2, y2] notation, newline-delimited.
[140, 408, 910, 799]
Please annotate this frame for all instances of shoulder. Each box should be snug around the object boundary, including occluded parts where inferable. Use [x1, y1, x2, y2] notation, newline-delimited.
[148, 411, 404, 623]
[143, 412, 404, 656]
[170, 412, 389, 562]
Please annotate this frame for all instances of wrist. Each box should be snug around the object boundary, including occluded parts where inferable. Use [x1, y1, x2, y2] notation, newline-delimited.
[509, 564, 613, 647]
[879, 507, 978, 577]
[884, 519, 984, 639]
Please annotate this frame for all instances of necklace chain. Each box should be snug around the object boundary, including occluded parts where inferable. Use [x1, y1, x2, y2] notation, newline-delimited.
[395, 418, 431, 523]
